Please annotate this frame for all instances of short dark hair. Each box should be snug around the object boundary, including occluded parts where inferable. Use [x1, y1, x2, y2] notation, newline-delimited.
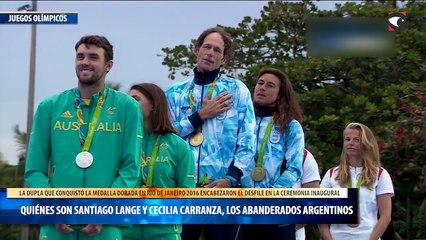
[130, 83, 176, 134]
[194, 27, 233, 62]
[75, 35, 113, 62]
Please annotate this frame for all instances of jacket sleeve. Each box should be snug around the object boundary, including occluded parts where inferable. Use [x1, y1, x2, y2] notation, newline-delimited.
[165, 85, 196, 139]
[176, 138, 196, 188]
[320, 169, 333, 188]
[301, 151, 321, 184]
[25, 100, 52, 188]
[230, 82, 256, 184]
[111, 99, 142, 188]
[272, 120, 304, 188]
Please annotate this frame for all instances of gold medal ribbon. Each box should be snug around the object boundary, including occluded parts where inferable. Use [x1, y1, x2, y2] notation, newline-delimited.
[256, 117, 275, 168]
[188, 75, 219, 134]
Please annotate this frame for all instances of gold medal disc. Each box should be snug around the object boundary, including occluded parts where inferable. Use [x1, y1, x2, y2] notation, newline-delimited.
[189, 132, 204, 147]
[251, 167, 266, 182]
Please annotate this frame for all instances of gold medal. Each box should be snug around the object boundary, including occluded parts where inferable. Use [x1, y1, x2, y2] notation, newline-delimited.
[251, 167, 266, 182]
[189, 132, 204, 147]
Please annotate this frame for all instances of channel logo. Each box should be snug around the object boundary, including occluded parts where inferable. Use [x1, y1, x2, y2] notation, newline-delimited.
[388, 12, 406, 31]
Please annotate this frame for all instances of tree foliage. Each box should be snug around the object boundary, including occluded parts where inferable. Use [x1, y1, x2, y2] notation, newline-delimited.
[106, 81, 122, 91]
[0, 151, 23, 239]
[13, 124, 27, 163]
[0, 126, 27, 239]
[161, 1, 425, 238]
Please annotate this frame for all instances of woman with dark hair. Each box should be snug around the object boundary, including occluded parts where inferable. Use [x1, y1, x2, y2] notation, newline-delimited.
[241, 68, 305, 240]
[122, 83, 196, 240]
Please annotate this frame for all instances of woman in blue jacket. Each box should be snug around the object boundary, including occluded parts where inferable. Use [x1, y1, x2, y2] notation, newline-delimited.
[242, 68, 305, 240]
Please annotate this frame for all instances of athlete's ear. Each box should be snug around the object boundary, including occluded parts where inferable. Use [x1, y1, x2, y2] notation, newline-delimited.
[220, 57, 226, 66]
[105, 60, 113, 73]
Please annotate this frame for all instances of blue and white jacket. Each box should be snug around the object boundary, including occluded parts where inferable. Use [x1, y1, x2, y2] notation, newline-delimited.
[244, 107, 304, 188]
[165, 68, 256, 186]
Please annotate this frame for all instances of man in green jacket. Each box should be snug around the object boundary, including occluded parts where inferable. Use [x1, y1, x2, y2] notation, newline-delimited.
[25, 35, 143, 240]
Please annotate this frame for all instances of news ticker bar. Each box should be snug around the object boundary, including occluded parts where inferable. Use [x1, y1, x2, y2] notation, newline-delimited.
[0, 188, 357, 224]
[0, 12, 78, 24]
[7, 188, 348, 199]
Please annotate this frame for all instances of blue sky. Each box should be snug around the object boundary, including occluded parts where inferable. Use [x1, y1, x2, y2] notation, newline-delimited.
[0, 1, 336, 165]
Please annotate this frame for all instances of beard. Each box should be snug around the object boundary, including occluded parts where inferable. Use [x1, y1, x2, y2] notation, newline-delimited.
[76, 71, 102, 86]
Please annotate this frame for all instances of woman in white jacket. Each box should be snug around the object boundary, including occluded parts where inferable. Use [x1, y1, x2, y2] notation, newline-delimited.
[319, 122, 394, 240]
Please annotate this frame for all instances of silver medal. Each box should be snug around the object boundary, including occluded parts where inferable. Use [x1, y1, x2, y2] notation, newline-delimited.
[75, 151, 93, 168]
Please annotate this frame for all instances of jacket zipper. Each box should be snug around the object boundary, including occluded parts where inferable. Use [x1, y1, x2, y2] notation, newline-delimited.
[254, 117, 263, 188]
[83, 96, 95, 188]
[196, 85, 205, 185]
